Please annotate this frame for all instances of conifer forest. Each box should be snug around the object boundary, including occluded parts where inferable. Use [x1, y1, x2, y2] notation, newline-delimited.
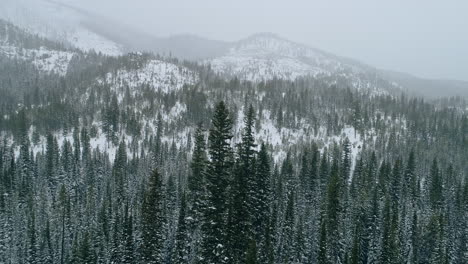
[0, 7, 467, 264]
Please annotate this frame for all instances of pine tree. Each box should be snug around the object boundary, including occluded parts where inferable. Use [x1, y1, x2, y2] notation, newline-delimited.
[76, 232, 95, 264]
[350, 224, 359, 264]
[245, 240, 258, 264]
[307, 145, 319, 201]
[188, 123, 208, 262]
[352, 101, 362, 135]
[319, 149, 329, 191]
[113, 140, 127, 206]
[318, 219, 328, 264]
[342, 137, 352, 182]
[174, 192, 189, 264]
[40, 219, 53, 264]
[122, 207, 134, 264]
[45, 132, 56, 187]
[154, 113, 163, 167]
[403, 150, 417, 201]
[141, 169, 165, 263]
[254, 143, 271, 262]
[229, 105, 257, 262]
[430, 158, 443, 209]
[189, 124, 207, 224]
[410, 211, 419, 264]
[27, 208, 38, 264]
[422, 214, 444, 263]
[58, 184, 70, 264]
[202, 101, 233, 264]
[281, 190, 295, 263]
[381, 197, 400, 264]
[326, 159, 342, 263]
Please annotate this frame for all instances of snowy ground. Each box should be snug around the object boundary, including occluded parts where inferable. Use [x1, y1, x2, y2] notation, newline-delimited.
[0, 0, 123, 56]
[98, 59, 199, 95]
[207, 33, 395, 97]
[0, 45, 75, 75]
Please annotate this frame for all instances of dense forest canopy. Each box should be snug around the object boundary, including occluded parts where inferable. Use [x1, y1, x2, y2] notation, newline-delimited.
[0, 18, 467, 264]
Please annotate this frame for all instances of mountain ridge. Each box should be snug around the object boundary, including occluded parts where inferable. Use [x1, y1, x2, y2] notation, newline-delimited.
[1, 0, 467, 98]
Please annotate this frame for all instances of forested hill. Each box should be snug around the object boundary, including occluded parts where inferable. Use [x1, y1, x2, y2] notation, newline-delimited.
[0, 19, 467, 264]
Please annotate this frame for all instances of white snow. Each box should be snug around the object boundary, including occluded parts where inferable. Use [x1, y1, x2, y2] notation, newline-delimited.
[208, 33, 337, 82]
[0, 0, 123, 56]
[207, 33, 395, 97]
[0, 45, 74, 75]
[233, 106, 365, 165]
[99, 59, 199, 94]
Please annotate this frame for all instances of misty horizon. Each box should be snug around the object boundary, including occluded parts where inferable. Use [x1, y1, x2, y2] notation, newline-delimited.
[69, 0, 468, 82]
[1, 0, 467, 82]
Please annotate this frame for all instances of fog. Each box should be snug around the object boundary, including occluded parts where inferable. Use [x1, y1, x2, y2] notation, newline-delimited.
[51, 0, 468, 81]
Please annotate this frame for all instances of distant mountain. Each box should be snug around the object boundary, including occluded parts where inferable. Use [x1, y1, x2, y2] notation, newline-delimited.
[0, 0, 123, 55]
[2, 0, 467, 98]
[0, 19, 76, 76]
[209, 33, 371, 80]
[381, 70, 468, 98]
[207, 33, 468, 98]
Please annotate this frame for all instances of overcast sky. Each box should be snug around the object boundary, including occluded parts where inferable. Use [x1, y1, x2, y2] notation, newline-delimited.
[75, 0, 467, 81]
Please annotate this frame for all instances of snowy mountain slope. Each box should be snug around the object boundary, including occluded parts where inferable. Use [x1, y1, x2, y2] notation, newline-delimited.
[0, 0, 123, 56]
[0, 45, 74, 75]
[0, 24, 422, 171]
[0, 18, 75, 75]
[209, 33, 359, 80]
[207, 33, 402, 95]
[98, 58, 199, 95]
[1, 1, 465, 98]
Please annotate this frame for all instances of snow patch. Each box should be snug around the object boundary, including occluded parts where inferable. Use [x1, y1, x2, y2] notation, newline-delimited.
[0, 45, 74, 75]
[99, 60, 199, 94]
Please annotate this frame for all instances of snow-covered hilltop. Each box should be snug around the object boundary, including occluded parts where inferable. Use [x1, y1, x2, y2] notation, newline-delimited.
[0, 1, 465, 97]
[208, 33, 398, 96]
[0, 0, 123, 56]
[209, 33, 346, 81]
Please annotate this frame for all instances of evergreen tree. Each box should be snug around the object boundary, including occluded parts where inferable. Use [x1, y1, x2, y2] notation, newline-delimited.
[253, 143, 272, 262]
[141, 169, 165, 263]
[283, 190, 297, 263]
[27, 209, 38, 264]
[430, 158, 443, 209]
[188, 124, 208, 262]
[174, 193, 189, 264]
[202, 101, 233, 264]
[326, 158, 342, 263]
[229, 105, 257, 262]
[318, 219, 329, 264]
[245, 240, 258, 264]
[342, 137, 352, 182]
[122, 207, 134, 264]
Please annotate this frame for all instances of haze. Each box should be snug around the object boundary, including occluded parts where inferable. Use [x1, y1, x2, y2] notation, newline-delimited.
[68, 0, 468, 81]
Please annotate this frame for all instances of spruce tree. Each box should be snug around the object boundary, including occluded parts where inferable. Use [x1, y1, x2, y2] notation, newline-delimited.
[326, 159, 342, 263]
[245, 240, 258, 264]
[318, 219, 328, 264]
[254, 143, 272, 262]
[202, 101, 233, 264]
[229, 105, 257, 262]
[141, 169, 165, 263]
[188, 124, 208, 262]
[430, 158, 443, 209]
[122, 207, 134, 264]
[174, 193, 189, 264]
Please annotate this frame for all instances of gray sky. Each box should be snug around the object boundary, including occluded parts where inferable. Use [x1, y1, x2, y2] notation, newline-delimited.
[77, 0, 467, 81]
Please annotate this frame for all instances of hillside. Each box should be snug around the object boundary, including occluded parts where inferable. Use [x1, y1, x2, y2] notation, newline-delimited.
[0, 7, 467, 264]
[0, 0, 123, 55]
[2, 0, 468, 99]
